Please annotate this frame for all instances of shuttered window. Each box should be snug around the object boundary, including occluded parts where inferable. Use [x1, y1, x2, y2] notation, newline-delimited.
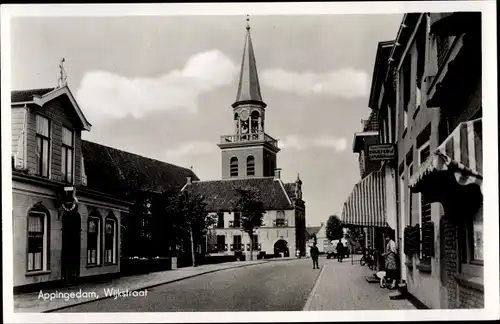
[230, 157, 238, 177]
[418, 141, 433, 260]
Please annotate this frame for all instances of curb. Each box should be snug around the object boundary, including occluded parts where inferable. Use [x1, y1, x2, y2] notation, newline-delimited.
[302, 265, 325, 311]
[43, 261, 268, 313]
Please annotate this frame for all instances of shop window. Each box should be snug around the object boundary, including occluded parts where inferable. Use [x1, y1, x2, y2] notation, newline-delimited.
[104, 216, 117, 264]
[230, 157, 238, 177]
[35, 115, 51, 178]
[459, 202, 483, 277]
[87, 216, 101, 265]
[27, 210, 49, 272]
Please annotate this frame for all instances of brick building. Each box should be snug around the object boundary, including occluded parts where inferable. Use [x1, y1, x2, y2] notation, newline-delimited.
[372, 13, 483, 308]
[11, 82, 130, 293]
[182, 21, 307, 259]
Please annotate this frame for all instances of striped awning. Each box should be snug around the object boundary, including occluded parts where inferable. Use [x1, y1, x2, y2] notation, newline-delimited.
[341, 171, 388, 228]
[409, 118, 482, 194]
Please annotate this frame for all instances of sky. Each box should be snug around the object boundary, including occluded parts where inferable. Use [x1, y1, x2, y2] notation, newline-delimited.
[10, 14, 403, 226]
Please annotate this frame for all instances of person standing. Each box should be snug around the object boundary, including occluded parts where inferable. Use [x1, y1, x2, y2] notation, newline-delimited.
[310, 243, 320, 269]
[382, 233, 398, 289]
[336, 240, 344, 262]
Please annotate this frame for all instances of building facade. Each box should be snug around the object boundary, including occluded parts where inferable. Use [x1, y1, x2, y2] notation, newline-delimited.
[183, 21, 307, 258]
[371, 13, 483, 308]
[11, 84, 130, 293]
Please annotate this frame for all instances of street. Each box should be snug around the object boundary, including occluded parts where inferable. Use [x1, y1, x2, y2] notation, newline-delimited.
[55, 259, 321, 312]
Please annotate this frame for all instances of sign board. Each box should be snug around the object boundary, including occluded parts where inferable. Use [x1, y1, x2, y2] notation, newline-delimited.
[368, 144, 396, 161]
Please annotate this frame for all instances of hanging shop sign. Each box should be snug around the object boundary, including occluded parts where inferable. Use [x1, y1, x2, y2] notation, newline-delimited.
[61, 186, 78, 212]
[368, 144, 396, 161]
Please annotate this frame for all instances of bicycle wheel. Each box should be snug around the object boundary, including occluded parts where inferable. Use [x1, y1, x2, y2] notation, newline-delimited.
[360, 257, 366, 266]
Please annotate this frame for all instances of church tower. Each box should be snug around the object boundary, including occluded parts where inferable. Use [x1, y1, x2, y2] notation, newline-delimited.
[218, 18, 280, 179]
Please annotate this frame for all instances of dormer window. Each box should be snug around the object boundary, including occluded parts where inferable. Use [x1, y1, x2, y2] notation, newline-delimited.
[35, 115, 50, 177]
[61, 126, 74, 183]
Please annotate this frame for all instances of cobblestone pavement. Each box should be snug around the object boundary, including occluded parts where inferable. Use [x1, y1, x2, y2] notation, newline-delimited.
[14, 260, 268, 313]
[303, 258, 416, 310]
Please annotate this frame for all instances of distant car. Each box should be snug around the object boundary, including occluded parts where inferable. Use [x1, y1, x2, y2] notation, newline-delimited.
[326, 239, 350, 259]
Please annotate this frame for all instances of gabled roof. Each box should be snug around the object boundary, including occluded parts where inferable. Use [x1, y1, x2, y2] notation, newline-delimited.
[368, 40, 395, 110]
[183, 177, 294, 211]
[232, 23, 266, 108]
[82, 140, 199, 199]
[305, 226, 322, 240]
[11, 88, 55, 103]
[11, 86, 92, 131]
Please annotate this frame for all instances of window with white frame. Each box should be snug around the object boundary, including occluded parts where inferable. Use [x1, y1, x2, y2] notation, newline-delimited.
[408, 162, 414, 226]
[388, 106, 393, 143]
[61, 126, 74, 183]
[418, 141, 432, 260]
[87, 216, 100, 265]
[27, 211, 49, 272]
[104, 217, 117, 264]
[35, 115, 51, 177]
[399, 173, 406, 227]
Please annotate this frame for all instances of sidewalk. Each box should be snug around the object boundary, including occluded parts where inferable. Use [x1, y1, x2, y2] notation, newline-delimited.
[14, 260, 267, 313]
[303, 259, 416, 311]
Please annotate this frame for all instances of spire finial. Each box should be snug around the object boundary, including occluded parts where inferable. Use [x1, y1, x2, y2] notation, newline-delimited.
[57, 57, 67, 88]
[246, 14, 250, 30]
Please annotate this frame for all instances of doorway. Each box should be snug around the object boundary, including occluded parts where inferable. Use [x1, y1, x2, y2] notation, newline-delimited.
[274, 239, 289, 257]
[61, 211, 81, 285]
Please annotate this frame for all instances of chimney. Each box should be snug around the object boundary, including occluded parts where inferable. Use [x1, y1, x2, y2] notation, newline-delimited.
[274, 168, 282, 180]
[186, 176, 192, 185]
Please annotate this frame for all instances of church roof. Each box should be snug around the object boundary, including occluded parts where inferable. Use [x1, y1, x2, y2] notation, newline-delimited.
[232, 23, 266, 108]
[183, 177, 294, 211]
[82, 140, 199, 198]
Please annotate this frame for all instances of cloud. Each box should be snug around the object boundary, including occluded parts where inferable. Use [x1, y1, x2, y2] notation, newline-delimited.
[76, 50, 238, 121]
[164, 141, 216, 158]
[260, 68, 369, 99]
[279, 135, 347, 152]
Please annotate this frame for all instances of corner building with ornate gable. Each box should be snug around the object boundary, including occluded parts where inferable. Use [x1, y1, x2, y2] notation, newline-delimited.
[182, 22, 307, 259]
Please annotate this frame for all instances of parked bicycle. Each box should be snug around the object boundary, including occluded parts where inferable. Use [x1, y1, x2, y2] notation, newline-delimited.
[359, 247, 376, 270]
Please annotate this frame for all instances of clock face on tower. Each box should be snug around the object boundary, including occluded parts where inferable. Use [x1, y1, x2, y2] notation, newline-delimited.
[239, 109, 249, 121]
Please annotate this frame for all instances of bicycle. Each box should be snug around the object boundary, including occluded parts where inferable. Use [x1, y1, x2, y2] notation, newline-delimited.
[360, 248, 376, 270]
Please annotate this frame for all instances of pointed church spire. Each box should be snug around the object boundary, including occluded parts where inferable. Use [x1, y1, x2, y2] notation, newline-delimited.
[232, 15, 266, 108]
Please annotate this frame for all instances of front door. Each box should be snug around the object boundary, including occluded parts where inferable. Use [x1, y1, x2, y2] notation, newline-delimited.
[61, 211, 81, 285]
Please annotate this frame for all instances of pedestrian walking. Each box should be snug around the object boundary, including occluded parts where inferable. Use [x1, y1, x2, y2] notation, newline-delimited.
[382, 233, 398, 289]
[310, 243, 320, 269]
[336, 240, 344, 262]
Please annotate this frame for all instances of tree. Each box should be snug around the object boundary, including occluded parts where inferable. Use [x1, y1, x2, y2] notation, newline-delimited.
[234, 186, 265, 261]
[164, 190, 214, 267]
[326, 215, 344, 241]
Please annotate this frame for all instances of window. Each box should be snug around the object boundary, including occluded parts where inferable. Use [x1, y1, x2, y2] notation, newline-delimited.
[104, 217, 117, 264]
[252, 235, 259, 250]
[230, 157, 238, 177]
[35, 115, 50, 177]
[27, 211, 49, 272]
[87, 216, 100, 265]
[408, 163, 414, 226]
[246, 156, 255, 176]
[233, 212, 240, 228]
[233, 235, 242, 251]
[459, 201, 483, 277]
[275, 211, 286, 227]
[387, 106, 393, 143]
[399, 174, 406, 227]
[403, 110, 409, 132]
[217, 212, 224, 228]
[418, 141, 432, 260]
[61, 126, 74, 183]
[217, 235, 226, 252]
